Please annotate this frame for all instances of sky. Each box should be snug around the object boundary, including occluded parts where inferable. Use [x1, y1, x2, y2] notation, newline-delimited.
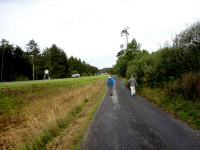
[0, 0, 199, 69]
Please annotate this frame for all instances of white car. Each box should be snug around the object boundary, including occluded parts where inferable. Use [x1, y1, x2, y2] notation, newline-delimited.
[71, 74, 80, 78]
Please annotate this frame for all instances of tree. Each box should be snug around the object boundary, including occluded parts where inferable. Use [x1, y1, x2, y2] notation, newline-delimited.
[0, 38, 99, 81]
[127, 38, 141, 51]
[173, 22, 200, 73]
[121, 27, 129, 47]
[68, 56, 98, 76]
[173, 22, 200, 49]
[0, 39, 14, 82]
[115, 38, 141, 77]
[43, 44, 68, 78]
[26, 39, 40, 80]
[13, 46, 32, 80]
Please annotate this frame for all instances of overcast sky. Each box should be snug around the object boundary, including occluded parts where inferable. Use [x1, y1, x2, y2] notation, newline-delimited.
[0, 0, 199, 68]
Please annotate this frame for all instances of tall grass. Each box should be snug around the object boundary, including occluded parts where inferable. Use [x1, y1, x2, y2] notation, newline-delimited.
[165, 73, 200, 101]
[0, 76, 106, 149]
[47, 80, 106, 150]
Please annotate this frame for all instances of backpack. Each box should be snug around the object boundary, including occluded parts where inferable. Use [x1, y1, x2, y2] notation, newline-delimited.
[107, 78, 113, 87]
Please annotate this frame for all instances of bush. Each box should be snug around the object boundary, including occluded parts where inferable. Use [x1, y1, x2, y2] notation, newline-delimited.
[15, 75, 29, 81]
[165, 80, 180, 99]
[165, 73, 200, 101]
[180, 73, 200, 101]
[124, 79, 130, 91]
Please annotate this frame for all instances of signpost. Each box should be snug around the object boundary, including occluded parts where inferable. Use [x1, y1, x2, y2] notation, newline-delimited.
[44, 70, 50, 80]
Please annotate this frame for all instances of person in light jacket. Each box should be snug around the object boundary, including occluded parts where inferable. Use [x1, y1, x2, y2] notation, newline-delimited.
[128, 75, 138, 96]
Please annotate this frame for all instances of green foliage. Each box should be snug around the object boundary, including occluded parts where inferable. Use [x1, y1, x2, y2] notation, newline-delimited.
[116, 50, 139, 77]
[123, 78, 130, 90]
[43, 44, 69, 78]
[117, 38, 140, 57]
[180, 73, 200, 100]
[0, 39, 32, 82]
[126, 50, 150, 83]
[115, 21, 200, 97]
[165, 73, 200, 101]
[127, 38, 141, 51]
[15, 75, 29, 81]
[26, 39, 40, 56]
[115, 38, 141, 77]
[72, 70, 79, 74]
[173, 22, 200, 50]
[0, 94, 23, 114]
[68, 56, 98, 76]
[114, 22, 200, 129]
[173, 22, 200, 72]
[0, 39, 99, 82]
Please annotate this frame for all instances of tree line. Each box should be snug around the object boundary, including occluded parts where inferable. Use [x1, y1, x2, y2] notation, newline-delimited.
[114, 21, 200, 101]
[0, 39, 98, 82]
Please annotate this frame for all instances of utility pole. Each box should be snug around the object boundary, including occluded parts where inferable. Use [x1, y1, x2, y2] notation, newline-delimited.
[26, 39, 40, 81]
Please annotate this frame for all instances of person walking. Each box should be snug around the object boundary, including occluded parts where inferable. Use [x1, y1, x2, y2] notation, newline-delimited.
[106, 75, 116, 96]
[128, 75, 138, 96]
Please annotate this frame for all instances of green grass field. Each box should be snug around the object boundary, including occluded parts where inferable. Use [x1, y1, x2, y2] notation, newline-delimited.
[0, 76, 103, 113]
[0, 76, 101, 88]
[0, 76, 106, 149]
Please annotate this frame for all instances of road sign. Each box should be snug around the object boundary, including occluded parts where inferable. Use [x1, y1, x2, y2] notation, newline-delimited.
[44, 70, 49, 74]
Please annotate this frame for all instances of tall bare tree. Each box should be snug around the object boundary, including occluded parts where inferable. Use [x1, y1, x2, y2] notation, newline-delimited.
[26, 39, 40, 80]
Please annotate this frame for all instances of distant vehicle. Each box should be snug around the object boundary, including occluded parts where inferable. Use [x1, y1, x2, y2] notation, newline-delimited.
[71, 74, 80, 78]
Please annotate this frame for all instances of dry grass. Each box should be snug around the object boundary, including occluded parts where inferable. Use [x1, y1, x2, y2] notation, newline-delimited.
[46, 81, 106, 150]
[0, 77, 106, 149]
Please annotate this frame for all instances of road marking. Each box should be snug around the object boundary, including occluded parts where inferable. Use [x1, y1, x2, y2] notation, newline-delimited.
[111, 87, 118, 104]
[114, 133, 119, 150]
[111, 87, 120, 110]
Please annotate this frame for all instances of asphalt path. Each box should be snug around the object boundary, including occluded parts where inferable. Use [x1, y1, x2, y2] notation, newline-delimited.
[83, 81, 200, 150]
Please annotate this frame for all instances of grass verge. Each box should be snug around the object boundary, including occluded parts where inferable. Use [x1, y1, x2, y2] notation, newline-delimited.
[71, 86, 106, 150]
[46, 80, 106, 150]
[139, 87, 200, 130]
[0, 76, 106, 149]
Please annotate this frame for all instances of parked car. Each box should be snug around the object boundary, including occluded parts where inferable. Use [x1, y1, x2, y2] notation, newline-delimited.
[71, 74, 80, 78]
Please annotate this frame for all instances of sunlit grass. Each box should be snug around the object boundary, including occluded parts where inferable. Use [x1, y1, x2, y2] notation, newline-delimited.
[0, 76, 104, 88]
[0, 75, 106, 149]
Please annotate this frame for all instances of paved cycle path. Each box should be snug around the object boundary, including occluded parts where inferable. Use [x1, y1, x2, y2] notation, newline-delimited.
[83, 81, 200, 150]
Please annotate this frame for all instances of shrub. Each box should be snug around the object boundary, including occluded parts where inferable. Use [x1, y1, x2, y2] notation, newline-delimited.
[15, 75, 29, 81]
[164, 80, 180, 99]
[180, 73, 200, 101]
[165, 73, 200, 101]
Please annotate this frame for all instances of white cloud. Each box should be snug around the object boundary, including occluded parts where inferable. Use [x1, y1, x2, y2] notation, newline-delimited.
[0, 0, 199, 68]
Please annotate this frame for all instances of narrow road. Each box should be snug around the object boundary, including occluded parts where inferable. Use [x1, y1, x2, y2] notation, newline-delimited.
[83, 81, 200, 150]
